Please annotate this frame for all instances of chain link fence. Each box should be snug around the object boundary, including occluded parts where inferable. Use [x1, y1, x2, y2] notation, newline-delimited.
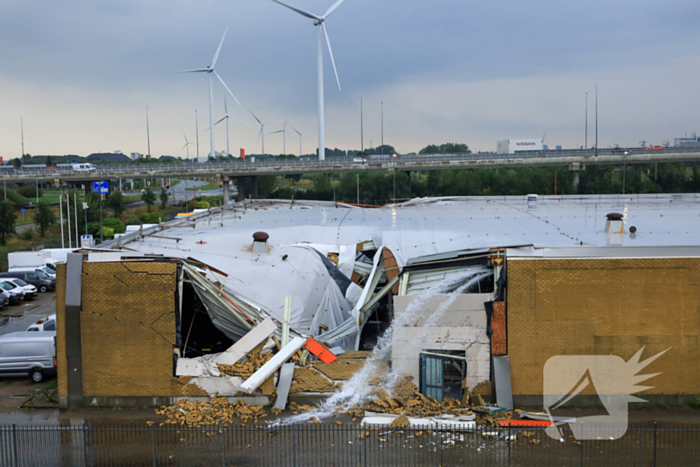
[1, 423, 699, 466]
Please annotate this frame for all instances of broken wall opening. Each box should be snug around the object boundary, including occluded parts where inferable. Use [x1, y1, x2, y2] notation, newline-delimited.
[419, 351, 467, 402]
[358, 295, 393, 351]
[180, 280, 233, 359]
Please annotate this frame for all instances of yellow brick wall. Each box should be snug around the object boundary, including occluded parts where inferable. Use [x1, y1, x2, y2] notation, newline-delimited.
[508, 257, 700, 396]
[57, 261, 205, 399]
[55, 263, 68, 399]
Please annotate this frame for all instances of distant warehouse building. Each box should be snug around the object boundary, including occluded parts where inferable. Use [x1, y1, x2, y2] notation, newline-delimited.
[497, 138, 545, 154]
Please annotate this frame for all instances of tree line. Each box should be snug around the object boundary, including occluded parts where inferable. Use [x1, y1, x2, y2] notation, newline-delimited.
[250, 162, 700, 206]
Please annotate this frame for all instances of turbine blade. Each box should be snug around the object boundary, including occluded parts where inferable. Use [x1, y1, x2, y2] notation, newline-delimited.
[322, 24, 341, 91]
[184, 133, 188, 143]
[289, 125, 301, 135]
[178, 68, 210, 73]
[249, 109, 263, 125]
[224, 96, 228, 114]
[181, 142, 189, 151]
[230, 116, 252, 128]
[268, 130, 284, 135]
[212, 28, 228, 68]
[214, 71, 242, 107]
[256, 128, 263, 144]
[215, 116, 226, 126]
[272, 0, 320, 20]
[323, 0, 345, 19]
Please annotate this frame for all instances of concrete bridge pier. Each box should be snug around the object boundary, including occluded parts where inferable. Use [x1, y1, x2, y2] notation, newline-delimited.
[237, 177, 247, 202]
[236, 176, 258, 202]
[250, 176, 258, 199]
[569, 162, 585, 193]
[222, 179, 230, 206]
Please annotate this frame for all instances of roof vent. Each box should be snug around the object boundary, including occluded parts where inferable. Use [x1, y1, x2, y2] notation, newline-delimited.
[253, 232, 269, 242]
[527, 194, 538, 209]
[605, 213, 625, 244]
[252, 232, 270, 254]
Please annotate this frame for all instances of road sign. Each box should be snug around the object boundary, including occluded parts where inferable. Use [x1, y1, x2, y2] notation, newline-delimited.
[93, 181, 109, 194]
[81, 235, 94, 248]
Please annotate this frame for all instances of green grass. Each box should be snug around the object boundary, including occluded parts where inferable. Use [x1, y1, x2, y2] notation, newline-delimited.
[40, 379, 58, 390]
[689, 396, 700, 409]
[186, 183, 221, 191]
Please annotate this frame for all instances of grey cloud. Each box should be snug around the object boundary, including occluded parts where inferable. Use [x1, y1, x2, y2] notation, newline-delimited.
[0, 0, 699, 157]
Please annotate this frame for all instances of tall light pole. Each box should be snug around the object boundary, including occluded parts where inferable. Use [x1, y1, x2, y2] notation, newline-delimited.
[146, 106, 151, 157]
[196, 110, 200, 160]
[595, 85, 598, 158]
[585, 92, 588, 150]
[360, 97, 364, 154]
[380, 102, 384, 155]
[20, 117, 25, 158]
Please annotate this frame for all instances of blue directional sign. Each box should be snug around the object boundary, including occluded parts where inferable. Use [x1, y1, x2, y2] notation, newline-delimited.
[93, 181, 109, 194]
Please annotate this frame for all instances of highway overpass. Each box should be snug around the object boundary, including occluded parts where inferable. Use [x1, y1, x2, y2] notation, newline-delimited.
[4, 148, 700, 203]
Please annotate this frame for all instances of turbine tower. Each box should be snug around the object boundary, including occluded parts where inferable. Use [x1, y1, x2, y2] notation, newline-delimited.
[249, 110, 282, 155]
[215, 97, 250, 157]
[268, 120, 293, 155]
[290, 125, 311, 156]
[180, 28, 241, 161]
[272, 0, 344, 161]
[181, 134, 194, 160]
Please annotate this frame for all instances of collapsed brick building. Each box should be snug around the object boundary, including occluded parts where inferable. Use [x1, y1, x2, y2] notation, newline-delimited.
[56, 196, 700, 408]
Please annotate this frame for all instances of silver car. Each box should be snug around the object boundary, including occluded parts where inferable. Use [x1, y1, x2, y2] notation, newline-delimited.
[0, 331, 57, 382]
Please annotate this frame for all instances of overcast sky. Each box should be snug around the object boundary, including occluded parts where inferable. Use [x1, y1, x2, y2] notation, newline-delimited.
[1, 0, 699, 158]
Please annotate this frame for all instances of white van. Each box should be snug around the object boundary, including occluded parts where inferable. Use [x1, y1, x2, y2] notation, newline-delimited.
[72, 163, 96, 173]
[27, 314, 56, 332]
[0, 331, 57, 382]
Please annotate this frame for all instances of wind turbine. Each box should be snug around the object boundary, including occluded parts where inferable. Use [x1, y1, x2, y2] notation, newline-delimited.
[272, 0, 345, 161]
[268, 120, 293, 155]
[180, 28, 242, 161]
[290, 125, 311, 156]
[249, 110, 282, 155]
[215, 97, 251, 157]
[181, 134, 194, 160]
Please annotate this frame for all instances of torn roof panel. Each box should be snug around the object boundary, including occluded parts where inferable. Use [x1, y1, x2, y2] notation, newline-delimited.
[118, 194, 700, 349]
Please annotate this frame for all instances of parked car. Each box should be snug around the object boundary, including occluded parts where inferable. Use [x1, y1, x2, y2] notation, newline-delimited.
[0, 331, 57, 382]
[0, 278, 37, 300]
[0, 282, 24, 305]
[27, 314, 56, 332]
[0, 282, 23, 304]
[352, 157, 366, 164]
[0, 271, 55, 293]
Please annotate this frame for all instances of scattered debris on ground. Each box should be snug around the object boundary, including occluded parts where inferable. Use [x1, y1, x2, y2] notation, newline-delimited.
[156, 398, 268, 427]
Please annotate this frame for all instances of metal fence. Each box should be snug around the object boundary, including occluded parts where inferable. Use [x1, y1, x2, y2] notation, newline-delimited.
[1, 423, 699, 466]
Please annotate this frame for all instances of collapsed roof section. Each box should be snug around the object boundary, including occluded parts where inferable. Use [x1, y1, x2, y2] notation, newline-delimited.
[104, 194, 700, 352]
